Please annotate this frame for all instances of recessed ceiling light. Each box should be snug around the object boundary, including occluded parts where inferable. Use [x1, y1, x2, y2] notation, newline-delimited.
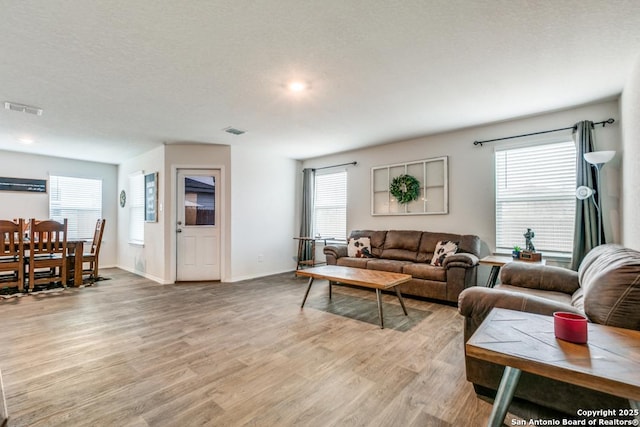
[287, 81, 308, 92]
[17, 137, 34, 144]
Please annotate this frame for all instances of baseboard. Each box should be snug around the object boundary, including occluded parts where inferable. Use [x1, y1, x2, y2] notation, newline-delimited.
[115, 265, 169, 284]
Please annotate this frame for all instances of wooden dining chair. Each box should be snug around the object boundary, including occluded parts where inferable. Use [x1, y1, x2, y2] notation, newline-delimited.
[27, 218, 67, 291]
[68, 219, 105, 284]
[0, 218, 25, 292]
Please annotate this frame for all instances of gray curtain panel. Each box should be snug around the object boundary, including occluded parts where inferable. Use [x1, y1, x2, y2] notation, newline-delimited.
[571, 121, 599, 270]
[299, 168, 315, 262]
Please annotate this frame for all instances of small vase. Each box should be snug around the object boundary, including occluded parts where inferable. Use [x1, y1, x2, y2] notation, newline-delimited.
[512, 251, 520, 259]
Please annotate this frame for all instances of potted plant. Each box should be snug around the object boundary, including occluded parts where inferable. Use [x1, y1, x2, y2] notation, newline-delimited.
[512, 246, 521, 259]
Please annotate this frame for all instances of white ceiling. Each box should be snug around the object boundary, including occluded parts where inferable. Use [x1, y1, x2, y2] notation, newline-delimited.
[1, 1, 639, 165]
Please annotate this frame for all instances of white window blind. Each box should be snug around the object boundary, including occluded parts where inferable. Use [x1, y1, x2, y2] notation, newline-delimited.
[495, 140, 576, 255]
[314, 170, 347, 240]
[49, 175, 102, 240]
[129, 172, 145, 244]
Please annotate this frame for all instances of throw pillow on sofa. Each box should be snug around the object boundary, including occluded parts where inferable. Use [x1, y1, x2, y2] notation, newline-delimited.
[431, 240, 458, 266]
[348, 237, 373, 258]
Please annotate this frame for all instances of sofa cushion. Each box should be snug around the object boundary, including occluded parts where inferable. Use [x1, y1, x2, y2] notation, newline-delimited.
[431, 240, 458, 266]
[403, 263, 446, 281]
[336, 257, 370, 269]
[348, 230, 387, 257]
[578, 244, 640, 329]
[417, 232, 479, 263]
[366, 259, 412, 273]
[496, 284, 574, 307]
[347, 237, 373, 258]
[380, 230, 421, 262]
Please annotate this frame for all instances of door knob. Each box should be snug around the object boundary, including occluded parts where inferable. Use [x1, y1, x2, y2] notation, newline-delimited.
[176, 229, 182, 233]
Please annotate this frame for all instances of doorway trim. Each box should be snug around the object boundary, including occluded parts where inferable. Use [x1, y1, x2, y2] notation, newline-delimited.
[170, 164, 227, 283]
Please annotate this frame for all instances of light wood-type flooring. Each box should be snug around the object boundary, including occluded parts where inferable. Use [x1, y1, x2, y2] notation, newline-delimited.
[0, 269, 516, 426]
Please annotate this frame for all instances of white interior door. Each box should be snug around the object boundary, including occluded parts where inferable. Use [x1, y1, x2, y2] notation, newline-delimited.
[176, 169, 220, 281]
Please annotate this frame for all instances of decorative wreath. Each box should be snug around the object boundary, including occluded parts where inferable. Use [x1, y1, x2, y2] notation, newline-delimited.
[389, 174, 421, 204]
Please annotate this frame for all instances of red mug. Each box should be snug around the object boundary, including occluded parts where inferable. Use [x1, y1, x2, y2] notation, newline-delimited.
[553, 312, 588, 344]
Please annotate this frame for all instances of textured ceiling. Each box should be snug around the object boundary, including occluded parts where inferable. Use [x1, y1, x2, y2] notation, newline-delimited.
[1, 1, 640, 164]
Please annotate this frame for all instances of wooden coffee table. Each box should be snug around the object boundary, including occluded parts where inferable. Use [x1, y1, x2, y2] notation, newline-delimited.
[296, 265, 411, 329]
[466, 308, 640, 426]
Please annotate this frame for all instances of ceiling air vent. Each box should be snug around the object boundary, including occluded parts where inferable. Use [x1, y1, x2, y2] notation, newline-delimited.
[4, 101, 43, 116]
[223, 127, 246, 135]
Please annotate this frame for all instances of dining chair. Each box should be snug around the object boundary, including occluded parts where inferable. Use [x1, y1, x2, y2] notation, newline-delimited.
[27, 218, 67, 291]
[68, 219, 105, 284]
[0, 218, 25, 292]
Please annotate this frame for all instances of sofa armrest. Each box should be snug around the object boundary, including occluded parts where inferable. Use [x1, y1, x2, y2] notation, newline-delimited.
[500, 262, 579, 294]
[458, 287, 580, 339]
[323, 245, 347, 265]
[443, 253, 479, 269]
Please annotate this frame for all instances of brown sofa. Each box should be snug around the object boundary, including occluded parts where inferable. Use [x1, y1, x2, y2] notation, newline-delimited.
[458, 244, 640, 418]
[323, 230, 480, 303]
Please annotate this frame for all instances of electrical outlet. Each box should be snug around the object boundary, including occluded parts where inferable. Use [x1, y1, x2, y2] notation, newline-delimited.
[258, 254, 264, 263]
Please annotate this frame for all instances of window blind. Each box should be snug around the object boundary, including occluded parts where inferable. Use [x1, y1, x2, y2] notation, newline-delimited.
[129, 172, 145, 244]
[314, 170, 347, 240]
[49, 175, 102, 240]
[495, 141, 576, 255]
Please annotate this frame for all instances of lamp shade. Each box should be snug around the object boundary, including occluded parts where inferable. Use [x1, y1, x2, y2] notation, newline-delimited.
[584, 150, 615, 165]
[576, 186, 595, 200]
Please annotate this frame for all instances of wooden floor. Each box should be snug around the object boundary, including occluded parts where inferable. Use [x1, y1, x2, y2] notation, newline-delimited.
[0, 269, 511, 426]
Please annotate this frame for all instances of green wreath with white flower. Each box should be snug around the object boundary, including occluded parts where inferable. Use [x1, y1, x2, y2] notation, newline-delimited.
[389, 174, 421, 204]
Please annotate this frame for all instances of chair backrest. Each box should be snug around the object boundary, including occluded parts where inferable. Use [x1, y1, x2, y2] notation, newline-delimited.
[29, 218, 67, 255]
[90, 219, 106, 256]
[0, 219, 23, 257]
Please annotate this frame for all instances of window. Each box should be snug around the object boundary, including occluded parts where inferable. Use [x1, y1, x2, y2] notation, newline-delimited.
[129, 172, 145, 244]
[314, 170, 347, 240]
[49, 175, 102, 240]
[495, 140, 576, 256]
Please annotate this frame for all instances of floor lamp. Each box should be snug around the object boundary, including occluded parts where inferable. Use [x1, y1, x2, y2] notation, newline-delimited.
[577, 150, 615, 246]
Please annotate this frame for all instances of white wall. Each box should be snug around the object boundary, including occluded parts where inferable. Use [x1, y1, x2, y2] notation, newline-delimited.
[230, 145, 299, 281]
[116, 142, 297, 284]
[302, 100, 622, 281]
[116, 145, 165, 282]
[0, 149, 117, 267]
[621, 54, 640, 250]
[164, 144, 231, 282]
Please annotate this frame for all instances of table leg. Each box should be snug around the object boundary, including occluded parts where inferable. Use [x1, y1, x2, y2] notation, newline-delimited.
[74, 241, 84, 287]
[301, 277, 314, 308]
[629, 400, 640, 423]
[487, 366, 521, 427]
[395, 287, 408, 315]
[376, 289, 384, 329]
[486, 265, 501, 288]
[329, 280, 332, 300]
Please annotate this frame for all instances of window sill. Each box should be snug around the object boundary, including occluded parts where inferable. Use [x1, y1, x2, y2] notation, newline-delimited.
[129, 241, 145, 247]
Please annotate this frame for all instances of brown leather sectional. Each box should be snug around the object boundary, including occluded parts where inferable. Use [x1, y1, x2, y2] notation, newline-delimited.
[323, 230, 481, 303]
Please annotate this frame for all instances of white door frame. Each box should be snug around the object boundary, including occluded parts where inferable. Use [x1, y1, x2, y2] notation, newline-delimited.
[170, 164, 226, 283]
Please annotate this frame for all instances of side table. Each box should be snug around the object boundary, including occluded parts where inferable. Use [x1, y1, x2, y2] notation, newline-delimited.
[479, 255, 545, 288]
[294, 237, 331, 270]
[466, 308, 640, 427]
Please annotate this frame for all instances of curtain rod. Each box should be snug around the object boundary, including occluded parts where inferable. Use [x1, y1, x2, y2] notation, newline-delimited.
[473, 118, 615, 147]
[306, 161, 357, 171]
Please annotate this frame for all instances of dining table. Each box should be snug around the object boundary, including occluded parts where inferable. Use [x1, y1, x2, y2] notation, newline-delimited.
[66, 240, 85, 287]
[2, 239, 85, 288]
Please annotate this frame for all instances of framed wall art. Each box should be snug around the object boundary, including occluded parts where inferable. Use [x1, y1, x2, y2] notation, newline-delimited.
[144, 172, 158, 222]
[371, 156, 448, 215]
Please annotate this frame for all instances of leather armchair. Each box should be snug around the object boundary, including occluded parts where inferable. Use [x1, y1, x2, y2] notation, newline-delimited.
[458, 244, 640, 418]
